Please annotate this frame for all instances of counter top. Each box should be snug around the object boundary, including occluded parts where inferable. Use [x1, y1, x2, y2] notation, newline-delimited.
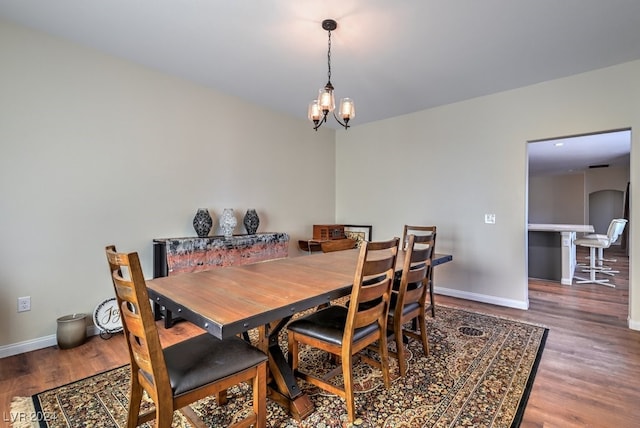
[528, 223, 594, 233]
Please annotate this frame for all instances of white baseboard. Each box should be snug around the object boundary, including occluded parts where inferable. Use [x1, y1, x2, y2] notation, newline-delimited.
[435, 287, 530, 310]
[0, 326, 100, 359]
[628, 317, 640, 331]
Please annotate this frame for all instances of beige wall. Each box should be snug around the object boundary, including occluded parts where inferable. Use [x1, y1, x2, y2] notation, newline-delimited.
[529, 173, 587, 224]
[585, 165, 630, 195]
[0, 21, 336, 350]
[3, 19, 640, 355]
[336, 60, 639, 326]
[528, 166, 630, 225]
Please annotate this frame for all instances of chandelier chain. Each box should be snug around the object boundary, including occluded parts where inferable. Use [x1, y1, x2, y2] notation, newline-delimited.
[327, 30, 332, 83]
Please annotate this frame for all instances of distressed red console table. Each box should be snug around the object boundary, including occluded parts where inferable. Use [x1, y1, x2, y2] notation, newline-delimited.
[153, 233, 290, 277]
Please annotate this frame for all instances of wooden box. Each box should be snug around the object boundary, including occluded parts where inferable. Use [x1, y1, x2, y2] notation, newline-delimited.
[313, 224, 345, 240]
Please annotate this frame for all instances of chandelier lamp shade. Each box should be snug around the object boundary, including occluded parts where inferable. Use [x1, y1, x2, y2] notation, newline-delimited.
[308, 19, 355, 131]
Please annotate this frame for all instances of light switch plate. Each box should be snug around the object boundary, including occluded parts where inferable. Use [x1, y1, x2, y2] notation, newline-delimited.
[485, 214, 496, 224]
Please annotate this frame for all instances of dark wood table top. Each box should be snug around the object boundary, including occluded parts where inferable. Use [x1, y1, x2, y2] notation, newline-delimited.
[146, 250, 452, 340]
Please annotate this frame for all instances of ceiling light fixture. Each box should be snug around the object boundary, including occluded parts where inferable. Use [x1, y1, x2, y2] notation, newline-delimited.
[308, 19, 355, 131]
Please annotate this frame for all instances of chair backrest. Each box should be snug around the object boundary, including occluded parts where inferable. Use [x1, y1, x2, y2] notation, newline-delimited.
[401, 225, 436, 251]
[607, 219, 628, 244]
[321, 238, 358, 253]
[105, 245, 171, 404]
[394, 233, 436, 319]
[344, 237, 400, 345]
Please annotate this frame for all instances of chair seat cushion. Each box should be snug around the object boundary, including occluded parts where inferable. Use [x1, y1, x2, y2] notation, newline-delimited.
[162, 334, 267, 396]
[389, 277, 424, 314]
[388, 299, 421, 319]
[392, 276, 423, 292]
[584, 233, 608, 240]
[574, 236, 610, 248]
[287, 305, 379, 346]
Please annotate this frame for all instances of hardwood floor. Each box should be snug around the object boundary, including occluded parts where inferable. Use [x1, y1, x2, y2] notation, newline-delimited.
[1, 246, 638, 427]
[439, 246, 639, 428]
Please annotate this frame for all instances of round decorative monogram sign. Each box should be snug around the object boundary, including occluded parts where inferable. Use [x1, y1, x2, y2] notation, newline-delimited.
[93, 297, 123, 335]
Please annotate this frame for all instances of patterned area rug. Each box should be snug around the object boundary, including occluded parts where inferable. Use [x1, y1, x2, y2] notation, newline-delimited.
[11, 306, 547, 428]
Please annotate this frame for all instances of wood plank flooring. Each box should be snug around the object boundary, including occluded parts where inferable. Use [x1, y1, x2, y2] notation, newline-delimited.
[1, 246, 638, 427]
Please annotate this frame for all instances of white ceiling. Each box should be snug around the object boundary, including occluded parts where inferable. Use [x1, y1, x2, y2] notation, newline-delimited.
[528, 130, 631, 176]
[1, 0, 638, 172]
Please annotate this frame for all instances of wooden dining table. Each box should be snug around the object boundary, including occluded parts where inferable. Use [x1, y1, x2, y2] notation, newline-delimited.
[146, 248, 452, 420]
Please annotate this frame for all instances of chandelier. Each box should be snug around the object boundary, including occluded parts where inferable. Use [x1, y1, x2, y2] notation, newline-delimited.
[308, 19, 355, 131]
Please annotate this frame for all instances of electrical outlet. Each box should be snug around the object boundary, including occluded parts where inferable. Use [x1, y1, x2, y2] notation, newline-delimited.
[18, 296, 31, 312]
[484, 214, 496, 224]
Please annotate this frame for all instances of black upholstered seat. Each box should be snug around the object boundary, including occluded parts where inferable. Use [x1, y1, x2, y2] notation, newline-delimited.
[287, 305, 380, 346]
[163, 334, 267, 396]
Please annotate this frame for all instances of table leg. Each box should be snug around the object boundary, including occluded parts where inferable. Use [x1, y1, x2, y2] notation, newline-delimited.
[257, 320, 314, 420]
[152, 303, 181, 329]
[152, 301, 177, 327]
[429, 276, 435, 317]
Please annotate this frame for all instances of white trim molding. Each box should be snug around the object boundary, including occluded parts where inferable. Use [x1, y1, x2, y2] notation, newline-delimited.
[0, 326, 101, 359]
[435, 287, 530, 311]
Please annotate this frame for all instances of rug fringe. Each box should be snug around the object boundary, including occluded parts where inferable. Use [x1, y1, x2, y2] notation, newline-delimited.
[9, 396, 39, 428]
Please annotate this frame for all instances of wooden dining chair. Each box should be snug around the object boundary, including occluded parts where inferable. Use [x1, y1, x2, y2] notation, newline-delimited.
[320, 238, 358, 252]
[387, 233, 435, 377]
[105, 245, 268, 428]
[287, 237, 400, 423]
[400, 225, 437, 316]
[401, 225, 436, 250]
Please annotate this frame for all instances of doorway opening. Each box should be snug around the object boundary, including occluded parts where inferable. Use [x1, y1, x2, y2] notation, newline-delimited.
[526, 128, 631, 323]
